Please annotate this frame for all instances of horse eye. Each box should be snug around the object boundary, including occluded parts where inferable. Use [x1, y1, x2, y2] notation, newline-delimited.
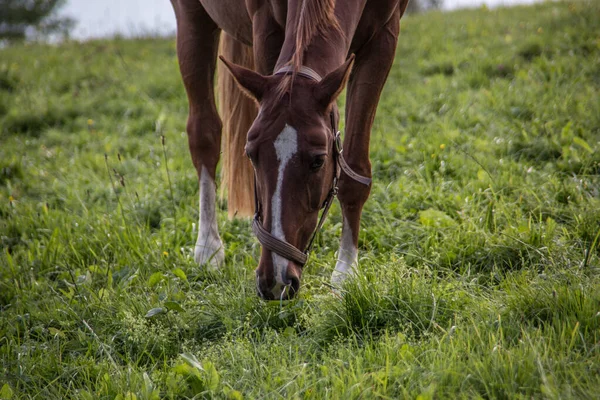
[246, 149, 257, 166]
[310, 157, 325, 171]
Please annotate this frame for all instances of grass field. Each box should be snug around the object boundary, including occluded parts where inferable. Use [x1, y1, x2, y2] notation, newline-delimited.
[1, 1, 599, 398]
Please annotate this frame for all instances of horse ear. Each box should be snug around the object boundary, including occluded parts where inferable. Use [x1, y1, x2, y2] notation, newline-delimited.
[219, 56, 268, 101]
[314, 54, 355, 109]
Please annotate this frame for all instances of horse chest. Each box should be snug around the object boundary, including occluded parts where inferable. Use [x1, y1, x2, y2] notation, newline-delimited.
[200, 0, 254, 45]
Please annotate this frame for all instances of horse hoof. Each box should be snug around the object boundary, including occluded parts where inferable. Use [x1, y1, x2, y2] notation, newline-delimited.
[330, 268, 355, 289]
[194, 244, 224, 268]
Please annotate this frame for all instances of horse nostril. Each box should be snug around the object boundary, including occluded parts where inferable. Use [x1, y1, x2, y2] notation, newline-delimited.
[256, 272, 273, 300]
[287, 276, 300, 297]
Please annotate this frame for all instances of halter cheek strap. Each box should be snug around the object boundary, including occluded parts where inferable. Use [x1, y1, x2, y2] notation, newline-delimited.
[251, 64, 371, 266]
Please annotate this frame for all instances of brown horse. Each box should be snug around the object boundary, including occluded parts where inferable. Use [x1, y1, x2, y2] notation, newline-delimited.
[170, 0, 409, 299]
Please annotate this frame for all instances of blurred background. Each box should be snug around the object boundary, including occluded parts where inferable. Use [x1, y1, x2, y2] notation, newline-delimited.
[1, 0, 543, 42]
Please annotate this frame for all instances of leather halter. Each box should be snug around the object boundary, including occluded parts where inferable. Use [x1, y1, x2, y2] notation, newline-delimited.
[251, 65, 371, 266]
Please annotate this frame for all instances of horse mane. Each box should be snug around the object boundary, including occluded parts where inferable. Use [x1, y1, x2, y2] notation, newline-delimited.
[275, 0, 342, 98]
[292, 0, 340, 68]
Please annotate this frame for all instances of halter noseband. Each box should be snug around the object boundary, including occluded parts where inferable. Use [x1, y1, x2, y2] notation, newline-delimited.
[251, 65, 372, 266]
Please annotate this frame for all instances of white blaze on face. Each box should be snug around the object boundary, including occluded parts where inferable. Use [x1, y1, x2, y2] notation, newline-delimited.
[331, 216, 358, 287]
[270, 124, 298, 288]
[195, 165, 224, 267]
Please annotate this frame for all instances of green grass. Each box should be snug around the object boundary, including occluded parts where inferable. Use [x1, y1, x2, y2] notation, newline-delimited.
[1, 1, 599, 398]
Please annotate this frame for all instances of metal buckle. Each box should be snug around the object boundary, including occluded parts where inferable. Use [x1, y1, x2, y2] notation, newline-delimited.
[334, 131, 343, 154]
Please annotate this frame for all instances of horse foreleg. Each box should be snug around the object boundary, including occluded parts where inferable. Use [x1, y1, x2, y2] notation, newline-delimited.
[171, 0, 224, 267]
[249, 4, 285, 74]
[332, 9, 401, 286]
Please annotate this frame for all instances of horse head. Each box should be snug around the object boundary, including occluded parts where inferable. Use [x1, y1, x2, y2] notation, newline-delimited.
[221, 56, 354, 299]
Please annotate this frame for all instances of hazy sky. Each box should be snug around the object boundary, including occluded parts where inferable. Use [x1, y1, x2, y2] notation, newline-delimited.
[60, 0, 543, 40]
[61, 0, 177, 39]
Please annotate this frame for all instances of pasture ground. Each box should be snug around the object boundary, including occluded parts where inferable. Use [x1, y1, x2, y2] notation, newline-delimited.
[1, 1, 599, 398]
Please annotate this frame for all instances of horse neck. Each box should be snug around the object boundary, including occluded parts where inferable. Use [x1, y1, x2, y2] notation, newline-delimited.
[274, 0, 363, 77]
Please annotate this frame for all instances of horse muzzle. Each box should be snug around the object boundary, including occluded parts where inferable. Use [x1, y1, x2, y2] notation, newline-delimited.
[255, 260, 302, 300]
